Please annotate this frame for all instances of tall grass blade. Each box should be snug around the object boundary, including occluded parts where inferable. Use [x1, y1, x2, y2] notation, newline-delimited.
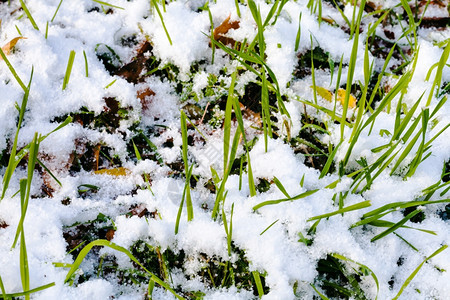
[392, 245, 448, 300]
[62, 50, 75, 90]
[252, 271, 264, 298]
[19, 0, 39, 31]
[253, 189, 319, 211]
[63, 239, 183, 299]
[307, 200, 371, 221]
[151, 0, 172, 45]
[0, 282, 55, 299]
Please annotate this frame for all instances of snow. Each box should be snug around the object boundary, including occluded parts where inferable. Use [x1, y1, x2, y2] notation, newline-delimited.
[0, 0, 449, 299]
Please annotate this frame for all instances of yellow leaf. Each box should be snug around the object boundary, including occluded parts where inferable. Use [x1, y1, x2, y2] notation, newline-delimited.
[94, 167, 130, 176]
[311, 86, 333, 102]
[1, 37, 26, 58]
[337, 88, 356, 108]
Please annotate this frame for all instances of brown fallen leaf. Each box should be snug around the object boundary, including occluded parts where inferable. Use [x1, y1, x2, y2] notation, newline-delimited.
[212, 15, 240, 46]
[105, 229, 115, 241]
[1, 37, 26, 59]
[94, 167, 130, 176]
[137, 87, 155, 111]
[115, 41, 152, 83]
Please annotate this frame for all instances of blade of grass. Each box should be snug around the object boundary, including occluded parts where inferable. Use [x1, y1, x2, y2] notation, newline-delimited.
[62, 50, 75, 90]
[51, 0, 64, 22]
[330, 253, 379, 300]
[1, 68, 33, 199]
[19, 0, 39, 30]
[307, 200, 371, 222]
[253, 189, 319, 211]
[260, 219, 279, 236]
[0, 282, 55, 299]
[392, 245, 448, 300]
[92, 0, 124, 10]
[0, 47, 27, 92]
[18, 179, 29, 300]
[64, 239, 183, 299]
[252, 271, 264, 298]
[294, 12, 302, 52]
[12, 133, 40, 249]
[150, 0, 172, 45]
[370, 209, 421, 242]
[180, 111, 193, 222]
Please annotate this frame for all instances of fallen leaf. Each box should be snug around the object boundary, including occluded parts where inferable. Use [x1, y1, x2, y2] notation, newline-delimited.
[94, 167, 130, 176]
[312, 86, 333, 102]
[240, 102, 262, 127]
[1, 37, 26, 59]
[137, 87, 155, 111]
[105, 229, 115, 241]
[337, 88, 357, 108]
[311, 86, 356, 108]
[212, 15, 240, 46]
[115, 41, 152, 83]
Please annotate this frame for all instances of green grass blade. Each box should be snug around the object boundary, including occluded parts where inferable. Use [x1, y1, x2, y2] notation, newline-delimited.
[319, 141, 342, 179]
[0, 282, 55, 299]
[12, 133, 40, 249]
[253, 189, 319, 211]
[260, 219, 279, 236]
[307, 200, 371, 222]
[19, 0, 39, 30]
[18, 179, 29, 300]
[180, 111, 193, 222]
[151, 0, 172, 45]
[0, 275, 6, 300]
[92, 0, 124, 10]
[311, 283, 330, 300]
[370, 209, 421, 242]
[0, 48, 27, 92]
[62, 50, 75, 90]
[392, 245, 448, 300]
[51, 0, 64, 22]
[294, 12, 302, 52]
[64, 239, 183, 299]
[252, 271, 264, 298]
[272, 176, 290, 198]
[331, 253, 379, 300]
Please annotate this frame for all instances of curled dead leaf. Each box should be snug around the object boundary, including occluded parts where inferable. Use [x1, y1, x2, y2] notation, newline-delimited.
[1, 37, 26, 59]
[212, 15, 240, 46]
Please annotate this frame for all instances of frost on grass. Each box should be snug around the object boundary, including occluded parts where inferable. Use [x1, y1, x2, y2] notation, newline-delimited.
[0, 0, 449, 299]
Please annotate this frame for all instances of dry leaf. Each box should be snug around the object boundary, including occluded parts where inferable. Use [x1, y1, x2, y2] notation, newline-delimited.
[311, 86, 356, 108]
[1, 37, 26, 58]
[213, 15, 240, 46]
[115, 41, 152, 83]
[312, 86, 333, 102]
[94, 167, 130, 176]
[105, 229, 115, 241]
[337, 88, 357, 108]
[137, 87, 155, 111]
[239, 102, 261, 127]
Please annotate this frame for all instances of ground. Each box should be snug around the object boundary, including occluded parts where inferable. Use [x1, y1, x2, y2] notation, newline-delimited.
[0, 0, 449, 299]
